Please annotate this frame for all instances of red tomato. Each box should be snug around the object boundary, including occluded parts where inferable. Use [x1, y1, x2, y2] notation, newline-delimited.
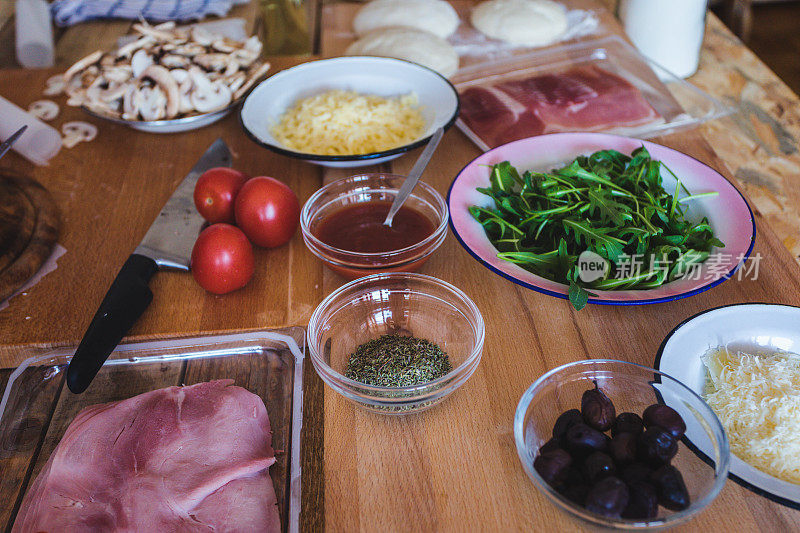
[191, 223, 254, 294]
[234, 176, 300, 248]
[193, 167, 249, 224]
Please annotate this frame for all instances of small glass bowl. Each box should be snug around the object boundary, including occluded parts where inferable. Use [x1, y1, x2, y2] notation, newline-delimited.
[300, 173, 449, 279]
[514, 359, 729, 530]
[306, 272, 484, 414]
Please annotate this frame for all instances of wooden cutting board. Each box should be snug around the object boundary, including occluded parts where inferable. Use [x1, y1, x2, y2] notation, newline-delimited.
[0, 169, 60, 302]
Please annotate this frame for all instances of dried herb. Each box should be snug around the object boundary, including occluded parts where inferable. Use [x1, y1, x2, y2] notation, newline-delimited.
[345, 335, 452, 387]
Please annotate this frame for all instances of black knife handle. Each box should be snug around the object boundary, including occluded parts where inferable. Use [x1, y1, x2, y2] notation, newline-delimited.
[67, 254, 158, 394]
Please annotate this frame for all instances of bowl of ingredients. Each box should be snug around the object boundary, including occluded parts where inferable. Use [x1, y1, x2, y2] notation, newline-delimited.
[306, 272, 484, 413]
[300, 173, 448, 279]
[657, 303, 800, 509]
[448, 132, 755, 309]
[47, 21, 271, 133]
[515, 359, 729, 529]
[240, 56, 459, 167]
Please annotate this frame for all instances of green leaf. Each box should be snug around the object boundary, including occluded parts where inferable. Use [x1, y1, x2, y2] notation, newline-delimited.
[562, 220, 626, 262]
[568, 282, 590, 311]
[587, 188, 630, 226]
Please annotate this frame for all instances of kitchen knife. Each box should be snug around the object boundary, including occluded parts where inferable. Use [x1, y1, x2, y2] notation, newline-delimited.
[66, 139, 232, 394]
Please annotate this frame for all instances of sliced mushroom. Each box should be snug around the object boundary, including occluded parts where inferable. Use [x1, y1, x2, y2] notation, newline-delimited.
[138, 86, 168, 121]
[62, 121, 98, 148]
[131, 49, 154, 78]
[160, 54, 190, 69]
[189, 68, 232, 113]
[122, 85, 141, 120]
[226, 72, 246, 94]
[211, 38, 238, 53]
[117, 36, 154, 59]
[63, 51, 102, 84]
[132, 22, 175, 42]
[103, 65, 133, 84]
[140, 65, 180, 118]
[43, 74, 66, 96]
[193, 53, 232, 72]
[28, 100, 59, 121]
[234, 62, 271, 100]
[243, 36, 262, 56]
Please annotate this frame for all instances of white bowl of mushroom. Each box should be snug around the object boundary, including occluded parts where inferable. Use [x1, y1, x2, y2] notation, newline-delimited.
[45, 21, 271, 134]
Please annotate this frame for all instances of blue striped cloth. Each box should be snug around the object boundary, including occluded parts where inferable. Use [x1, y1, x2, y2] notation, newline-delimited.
[51, 0, 250, 27]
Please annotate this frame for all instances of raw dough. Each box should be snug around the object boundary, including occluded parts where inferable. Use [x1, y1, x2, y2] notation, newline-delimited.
[346, 27, 459, 78]
[471, 0, 568, 47]
[353, 0, 460, 39]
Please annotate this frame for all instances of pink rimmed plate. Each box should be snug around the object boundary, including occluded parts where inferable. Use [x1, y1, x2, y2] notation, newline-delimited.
[447, 133, 755, 305]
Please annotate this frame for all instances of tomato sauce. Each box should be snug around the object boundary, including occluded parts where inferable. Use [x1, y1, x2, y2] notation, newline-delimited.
[313, 201, 436, 253]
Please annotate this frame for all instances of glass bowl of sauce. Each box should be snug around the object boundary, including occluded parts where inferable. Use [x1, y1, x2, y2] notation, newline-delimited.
[301, 173, 448, 279]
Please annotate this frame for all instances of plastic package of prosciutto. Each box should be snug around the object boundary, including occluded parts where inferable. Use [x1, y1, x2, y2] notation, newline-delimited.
[0, 328, 304, 533]
[452, 36, 733, 151]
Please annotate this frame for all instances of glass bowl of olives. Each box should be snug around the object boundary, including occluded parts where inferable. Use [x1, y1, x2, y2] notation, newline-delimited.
[514, 359, 729, 529]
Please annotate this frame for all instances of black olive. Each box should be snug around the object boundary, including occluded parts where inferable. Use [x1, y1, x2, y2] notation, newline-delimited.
[581, 382, 616, 431]
[583, 451, 616, 484]
[609, 432, 638, 465]
[621, 463, 653, 485]
[539, 438, 561, 455]
[612, 412, 644, 437]
[638, 426, 678, 465]
[650, 465, 691, 511]
[622, 480, 659, 519]
[643, 404, 686, 439]
[585, 477, 630, 518]
[553, 409, 583, 440]
[558, 482, 589, 506]
[534, 448, 572, 486]
[565, 423, 608, 456]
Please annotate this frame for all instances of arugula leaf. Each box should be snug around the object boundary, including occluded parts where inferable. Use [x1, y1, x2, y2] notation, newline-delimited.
[472, 149, 723, 311]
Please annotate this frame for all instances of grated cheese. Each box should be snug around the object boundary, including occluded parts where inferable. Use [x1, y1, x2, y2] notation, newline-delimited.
[271, 90, 425, 156]
[702, 346, 800, 484]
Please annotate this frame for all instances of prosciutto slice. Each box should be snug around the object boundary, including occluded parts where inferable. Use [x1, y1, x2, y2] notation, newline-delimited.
[13, 380, 281, 533]
[458, 65, 662, 149]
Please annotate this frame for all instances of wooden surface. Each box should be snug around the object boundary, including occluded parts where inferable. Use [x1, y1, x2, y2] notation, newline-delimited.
[1, 1, 800, 531]
[0, 170, 60, 301]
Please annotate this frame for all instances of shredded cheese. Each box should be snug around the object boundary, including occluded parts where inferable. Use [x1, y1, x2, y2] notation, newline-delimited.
[702, 346, 800, 484]
[271, 90, 425, 156]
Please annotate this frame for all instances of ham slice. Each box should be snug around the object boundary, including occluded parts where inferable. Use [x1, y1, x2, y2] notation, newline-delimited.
[13, 380, 280, 533]
[459, 65, 662, 149]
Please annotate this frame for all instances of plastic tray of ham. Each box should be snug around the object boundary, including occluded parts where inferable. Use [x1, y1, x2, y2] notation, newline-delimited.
[452, 36, 733, 151]
[0, 328, 304, 533]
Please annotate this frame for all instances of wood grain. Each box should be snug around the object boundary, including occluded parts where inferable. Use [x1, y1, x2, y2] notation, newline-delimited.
[0, 170, 60, 302]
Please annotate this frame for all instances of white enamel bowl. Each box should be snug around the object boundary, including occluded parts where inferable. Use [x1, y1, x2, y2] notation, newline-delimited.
[448, 132, 756, 306]
[656, 303, 800, 509]
[240, 57, 460, 168]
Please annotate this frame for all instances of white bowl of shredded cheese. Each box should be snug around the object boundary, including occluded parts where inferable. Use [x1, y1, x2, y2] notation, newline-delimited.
[240, 56, 459, 167]
[657, 303, 800, 509]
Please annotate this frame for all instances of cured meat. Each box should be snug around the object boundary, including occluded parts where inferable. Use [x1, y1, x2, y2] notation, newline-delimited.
[13, 380, 280, 533]
[458, 65, 662, 148]
[459, 86, 545, 147]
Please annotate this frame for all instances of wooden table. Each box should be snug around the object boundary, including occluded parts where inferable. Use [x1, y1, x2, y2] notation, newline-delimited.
[2, 1, 800, 531]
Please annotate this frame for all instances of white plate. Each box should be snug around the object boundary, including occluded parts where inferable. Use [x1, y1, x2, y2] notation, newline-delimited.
[656, 303, 800, 509]
[240, 56, 460, 168]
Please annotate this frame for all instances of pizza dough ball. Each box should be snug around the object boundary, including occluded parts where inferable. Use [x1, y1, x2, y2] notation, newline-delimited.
[471, 0, 569, 47]
[353, 0, 460, 39]
[346, 27, 460, 78]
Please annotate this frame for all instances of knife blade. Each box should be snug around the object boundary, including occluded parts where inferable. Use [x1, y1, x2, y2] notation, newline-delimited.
[66, 139, 232, 394]
[0, 125, 27, 161]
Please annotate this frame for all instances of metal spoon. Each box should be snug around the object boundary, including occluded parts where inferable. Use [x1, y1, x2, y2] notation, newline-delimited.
[383, 126, 445, 227]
